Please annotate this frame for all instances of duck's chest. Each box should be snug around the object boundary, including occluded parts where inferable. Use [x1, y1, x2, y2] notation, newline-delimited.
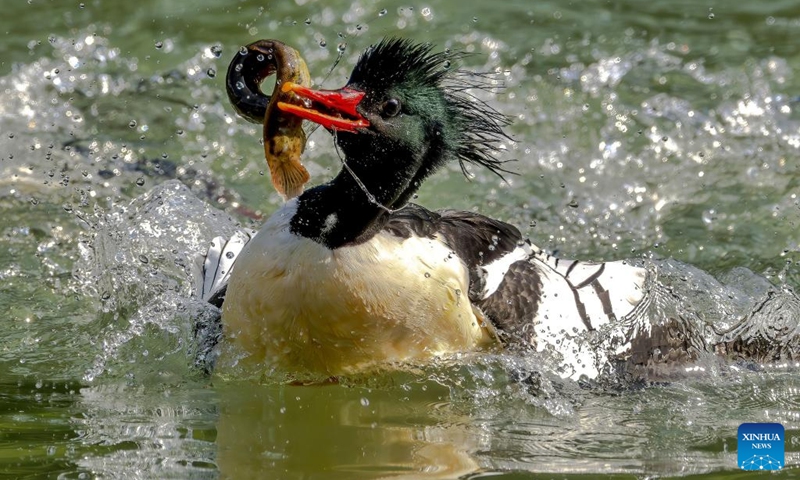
[221, 215, 493, 375]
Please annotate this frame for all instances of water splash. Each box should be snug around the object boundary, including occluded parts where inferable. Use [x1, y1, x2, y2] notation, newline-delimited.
[77, 181, 241, 383]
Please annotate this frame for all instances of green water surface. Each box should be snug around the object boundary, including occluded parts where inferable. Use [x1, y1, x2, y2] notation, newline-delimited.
[1, 0, 799, 478]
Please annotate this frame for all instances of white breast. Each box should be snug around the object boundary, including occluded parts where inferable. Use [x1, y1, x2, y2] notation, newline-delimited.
[219, 201, 495, 377]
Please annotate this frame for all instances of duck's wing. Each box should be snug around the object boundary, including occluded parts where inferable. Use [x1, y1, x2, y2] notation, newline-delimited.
[397, 207, 652, 379]
[190, 228, 254, 373]
[477, 246, 651, 380]
[514, 247, 650, 341]
[195, 229, 256, 307]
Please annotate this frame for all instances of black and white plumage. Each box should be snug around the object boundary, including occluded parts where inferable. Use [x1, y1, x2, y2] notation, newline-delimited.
[198, 229, 255, 307]
[380, 205, 651, 379]
[204, 38, 658, 380]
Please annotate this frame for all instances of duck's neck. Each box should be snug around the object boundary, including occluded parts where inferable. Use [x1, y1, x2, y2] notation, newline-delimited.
[290, 160, 416, 249]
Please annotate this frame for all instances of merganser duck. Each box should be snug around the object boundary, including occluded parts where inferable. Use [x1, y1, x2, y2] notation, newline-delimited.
[206, 38, 657, 381]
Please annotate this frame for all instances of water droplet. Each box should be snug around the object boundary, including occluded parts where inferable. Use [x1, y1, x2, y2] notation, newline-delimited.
[235, 80, 245, 90]
[155, 41, 163, 49]
[443, 60, 451, 69]
[136, 177, 145, 186]
[239, 46, 248, 55]
[79, 2, 85, 8]
[360, 397, 369, 407]
[378, 8, 388, 16]
[702, 209, 717, 225]
[708, 12, 715, 19]
[138, 254, 149, 264]
[424, 272, 431, 278]
[63, 203, 73, 213]
[7, 133, 14, 138]
[210, 45, 222, 57]
[225, 251, 235, 259]
[128, 120, 137, 128]
[337, 43, 347, 54]
[304, 18, 311, 25]
[568, 199, 579, 208]
[319, 40, 327, 48]
[206, 68, 216, 78]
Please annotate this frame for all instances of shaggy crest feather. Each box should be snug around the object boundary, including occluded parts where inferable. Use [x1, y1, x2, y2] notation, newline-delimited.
[350, 37, 515, 179]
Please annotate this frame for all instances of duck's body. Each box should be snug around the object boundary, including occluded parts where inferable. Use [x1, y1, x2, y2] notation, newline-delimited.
[215, 195, 650, 379]
[222, 200, 495, 375]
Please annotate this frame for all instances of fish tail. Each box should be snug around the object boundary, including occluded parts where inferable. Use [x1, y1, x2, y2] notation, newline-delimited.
[269, 156, 310, 200]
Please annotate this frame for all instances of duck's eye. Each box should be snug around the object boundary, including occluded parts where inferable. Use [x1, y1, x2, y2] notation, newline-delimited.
[381, 98, 401, 118]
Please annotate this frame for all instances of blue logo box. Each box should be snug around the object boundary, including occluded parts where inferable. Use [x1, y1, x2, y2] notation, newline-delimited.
[738, 423, 784, 471]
